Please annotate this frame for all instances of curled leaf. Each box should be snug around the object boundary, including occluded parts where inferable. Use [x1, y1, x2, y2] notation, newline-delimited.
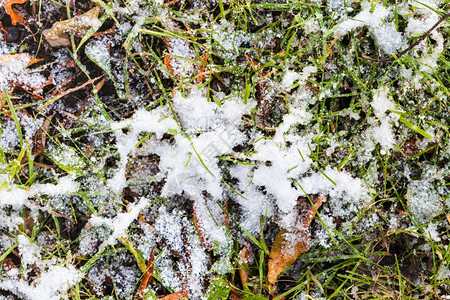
[268, 194, 326, 286]
[46, 6, 101, 39]
[2, 0, 27, 25]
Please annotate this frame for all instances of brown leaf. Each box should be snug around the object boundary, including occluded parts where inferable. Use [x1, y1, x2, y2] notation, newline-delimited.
[46, 6, 101, 39]
[268, 194, 326, 286]
[230, 289, 242, 300]
[160, 291, 188, 300]
[42, 29, 71, 48]
[134, 246, 155, 300]
[238, 242, 251, 289]
[193, 204, 213, 251]
[2, 0, 27, 25]
[32, 115, 52, 156]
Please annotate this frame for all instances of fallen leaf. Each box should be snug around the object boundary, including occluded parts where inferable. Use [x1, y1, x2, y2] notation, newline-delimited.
[134, 246, 155, 300]
[160, 291, 188, 300]
[32, 115, 53, 156]
[2, 0, 27, 25]
[0, 53, 43, 66]
[193, 203, 213, 251]
[268, 194, 326, 286]
[230, 289, 242, 300]
[244, 54, 283, 126]
[238, 242, 251, 289]
[42, 29, 71, 48]
[46, 6, 101, 39]
[164, 37, 196, 79]
[0, 53, 47, 96]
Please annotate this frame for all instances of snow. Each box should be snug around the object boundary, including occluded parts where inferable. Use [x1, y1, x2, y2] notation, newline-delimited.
[0, 175, 79, 209]
[89, 197, 150, 247]
[335, 2, 406, 54]
[0, 53, 48, 92]
[364, 87, 402, 155]
[164, 37, 196, 78]
[0, 235, 82, 300]
[406, 180, 443, 224]
[281, 66, 317, 91]
[0, 264, 83, 300]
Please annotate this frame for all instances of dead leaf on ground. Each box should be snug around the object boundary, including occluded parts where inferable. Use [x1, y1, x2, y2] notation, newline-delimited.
[230, 289, 243, 300]
[164, 37, 196, 79]
[32, 115, 53, 156]
[268, 194, 326, 287]
[238, 241, 251, 289]
[2, 0, 27, 25]
[134, 246, 155, 300]
[160, 291, 188, 300]
[0, 53, 43, 66]
[45, 6, 101, 39]
[42, 29, 71, 48]
[192, 195, 227, 251]
[193, 203, 213, 251]
[244, 54, 282, 126]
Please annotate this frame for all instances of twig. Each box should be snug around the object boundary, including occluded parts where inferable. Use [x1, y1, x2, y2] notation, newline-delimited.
[362, 11, 450, 62]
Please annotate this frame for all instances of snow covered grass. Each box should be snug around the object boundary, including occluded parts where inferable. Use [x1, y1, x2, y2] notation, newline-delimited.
[0, 0, 449, 298]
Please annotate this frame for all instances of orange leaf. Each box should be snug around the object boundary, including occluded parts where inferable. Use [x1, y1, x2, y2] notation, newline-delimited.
[134, 246, 155, 300]
[32, 115, 53, 156]
[2, 0, 27, 25]
[193, 204, 213, 251]
[46, 6, 101, 38]
[238, 242, 251, 289]
[163, 37, 195, 78]
[160, 291, 188, 300]
[0, 53, 43, 66]
[268, 195, 326, 286]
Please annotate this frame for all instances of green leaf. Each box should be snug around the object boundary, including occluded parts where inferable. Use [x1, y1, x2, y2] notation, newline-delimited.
[205, 277, 231, 300]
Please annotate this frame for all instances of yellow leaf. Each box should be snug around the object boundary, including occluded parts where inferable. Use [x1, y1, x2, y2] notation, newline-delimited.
[46, 6, 101, 39]
[268, 194, 326, 286]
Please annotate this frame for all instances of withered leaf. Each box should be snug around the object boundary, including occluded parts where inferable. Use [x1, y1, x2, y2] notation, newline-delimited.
[164, 37, 195, 79]
[46, 6, 101, 39]
[268, 194, 326, 286]
[0, 53, 43, 66]
[32, 115, 53, 156]
[134, 246, 155, 300]
[160, 291, 188, 300]
[238, 242, 251, 289]
[2, 0, 27, 25]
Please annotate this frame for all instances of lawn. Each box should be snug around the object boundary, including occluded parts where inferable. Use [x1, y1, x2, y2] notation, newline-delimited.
[0, 0, 449, 298]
